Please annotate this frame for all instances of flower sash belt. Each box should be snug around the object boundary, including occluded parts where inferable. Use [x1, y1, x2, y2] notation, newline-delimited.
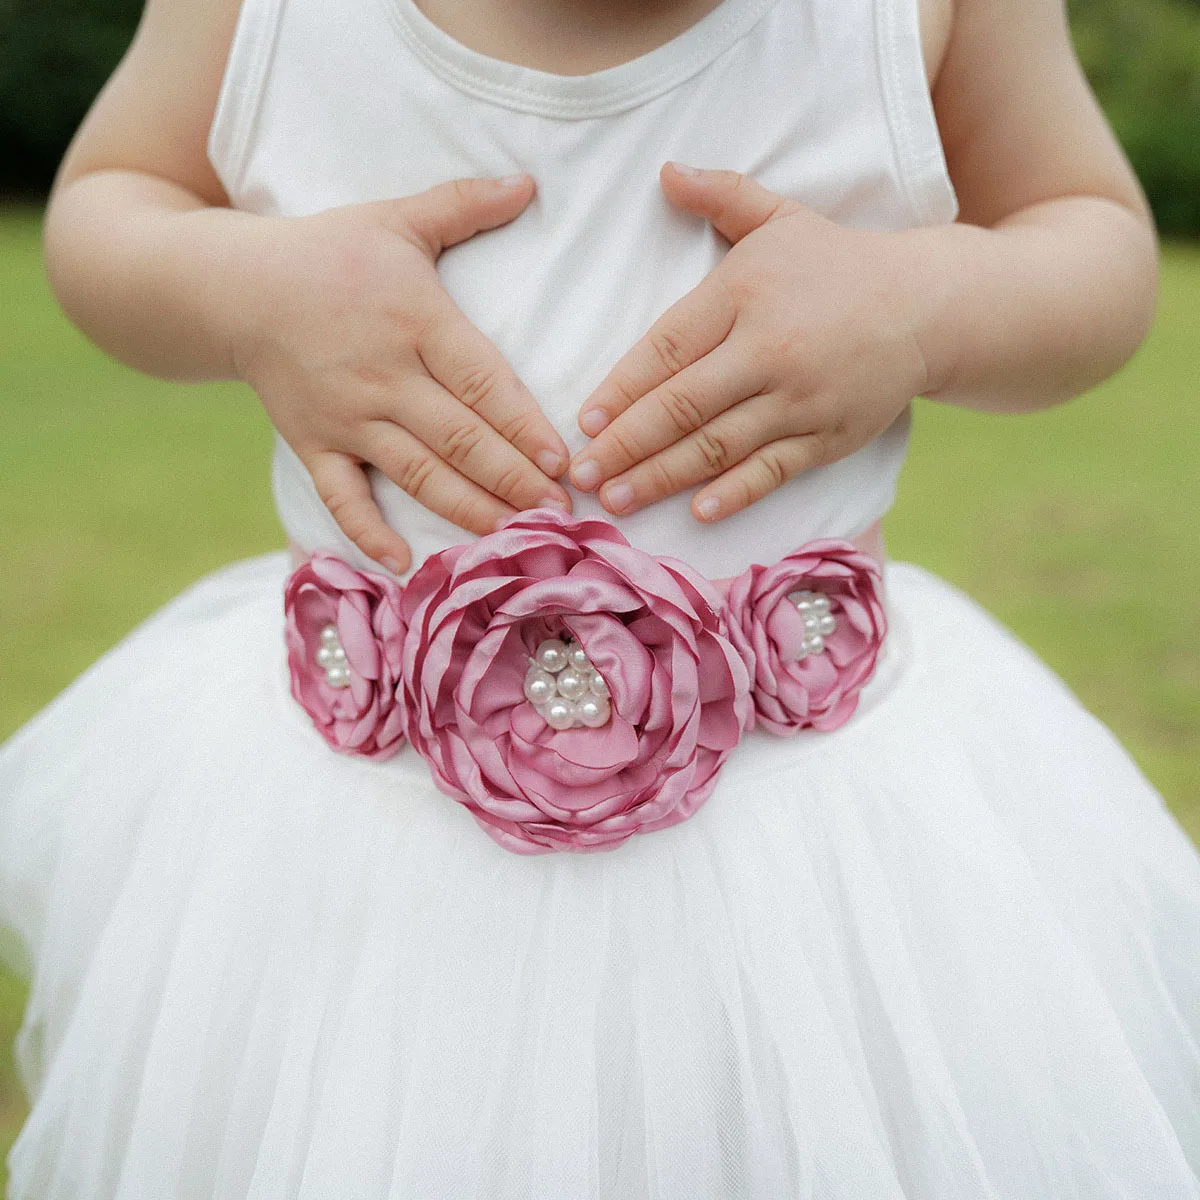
[285, 509, 886, 854]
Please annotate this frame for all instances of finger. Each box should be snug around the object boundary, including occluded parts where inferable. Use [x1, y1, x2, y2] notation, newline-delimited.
[359, 421, 521, 537]
[308, 451, 415, 574]
[659, 163, 804, 245]
[366, 174, 537, 258]
[591, 393, 793, 515]
[418, 302, 570, 480]
[577, 280, 738, 439]
[385, 379, 571, 512]
[693, 434, 834, 523]
[570, 347, 763, 492]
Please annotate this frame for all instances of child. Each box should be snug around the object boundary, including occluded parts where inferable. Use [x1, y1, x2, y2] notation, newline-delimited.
[2, 0, 1198, 1194]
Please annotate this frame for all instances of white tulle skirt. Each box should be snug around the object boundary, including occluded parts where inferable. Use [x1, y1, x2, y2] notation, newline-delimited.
[1, 551, 1198, 1199]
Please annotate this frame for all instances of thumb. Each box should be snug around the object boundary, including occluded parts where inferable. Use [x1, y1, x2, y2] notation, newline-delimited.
[370, 174, 536, 258]
[660, 163, 803, 244]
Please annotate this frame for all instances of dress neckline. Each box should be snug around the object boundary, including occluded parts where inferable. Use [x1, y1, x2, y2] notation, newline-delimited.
[383, 0, 785, 119]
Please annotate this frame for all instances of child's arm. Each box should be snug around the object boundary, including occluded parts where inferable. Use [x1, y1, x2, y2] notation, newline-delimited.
[42, 0, 570, 573]
[567, 0, 1158, 523]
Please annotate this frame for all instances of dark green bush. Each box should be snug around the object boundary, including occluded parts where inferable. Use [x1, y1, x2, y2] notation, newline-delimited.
[1, 0, 1198, 232]
[0, 0, 142, 194]
[1070, 0, 1200, 235]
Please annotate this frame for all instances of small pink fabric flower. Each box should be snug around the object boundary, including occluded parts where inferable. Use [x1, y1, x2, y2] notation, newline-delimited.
[285, 552, 407, 759]
[724, 540, 886, 734]
[399, 509, 753, 854]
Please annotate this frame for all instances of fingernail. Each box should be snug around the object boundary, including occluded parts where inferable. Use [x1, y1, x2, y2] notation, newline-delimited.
[382, 556, 403, 574]
[603, 482, 635, 514]
[498, 173, 529, 188]
[540, 495, 570, 512]
[670, 161, 701, 177]
[536, 449, 566, 476]
[580, 408, 610, 437]
[571, 460, 602, 491]
[697, 495, 721, 521]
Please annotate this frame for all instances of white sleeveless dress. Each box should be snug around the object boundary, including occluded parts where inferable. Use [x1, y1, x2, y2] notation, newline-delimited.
[1, 0, 1199, 1195]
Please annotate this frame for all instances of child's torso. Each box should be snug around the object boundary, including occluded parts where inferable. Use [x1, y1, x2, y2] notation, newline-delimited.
[208, 0, 957, 580]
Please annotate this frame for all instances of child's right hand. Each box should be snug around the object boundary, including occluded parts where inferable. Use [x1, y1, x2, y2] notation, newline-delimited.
[231, 174, 570, 573]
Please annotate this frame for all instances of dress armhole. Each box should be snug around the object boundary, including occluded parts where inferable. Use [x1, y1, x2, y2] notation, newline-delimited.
[874, 0, 959, 226]
[207, 0, 287, 204]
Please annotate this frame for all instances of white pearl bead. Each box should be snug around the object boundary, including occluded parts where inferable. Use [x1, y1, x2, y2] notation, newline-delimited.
[536, 639, 569, 674]
[568, 644, 590, 670]
[812, 594, 831, 614]
[804, 614, 821, 633]
[556, 668, 587, 701]
[316, 645, 337, 668]
[818, 613, 837, 636]
[320, 624, 341, 646]
[804, 634, 825, 656]
[589, 672, 610, 699]
[545, 698, 576, 731]
[327, 664, 352, 688]
[790, 593, 814, 612]
[578, 695, 611, 728]
[524, 669, 557, 706]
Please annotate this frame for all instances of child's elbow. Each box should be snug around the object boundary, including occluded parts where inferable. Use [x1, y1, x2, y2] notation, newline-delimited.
[1071, 169, 1160, 384]
[1108, 203, 1159, 378]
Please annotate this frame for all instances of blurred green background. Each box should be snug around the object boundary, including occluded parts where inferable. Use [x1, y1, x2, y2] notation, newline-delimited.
[1, 0, 1199, 1185]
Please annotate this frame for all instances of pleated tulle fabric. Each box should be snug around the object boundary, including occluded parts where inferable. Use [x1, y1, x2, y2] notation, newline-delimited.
[1, 552, 1198, 1199]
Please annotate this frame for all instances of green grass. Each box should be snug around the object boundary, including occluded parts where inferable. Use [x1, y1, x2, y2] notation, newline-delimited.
[0, 204, 1198, 1175]
[888, 245, 1200, 843]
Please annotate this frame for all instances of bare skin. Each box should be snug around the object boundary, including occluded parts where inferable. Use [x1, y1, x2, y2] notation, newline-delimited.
[413, 0, 953, 83]
[42, 0, 1152, 561]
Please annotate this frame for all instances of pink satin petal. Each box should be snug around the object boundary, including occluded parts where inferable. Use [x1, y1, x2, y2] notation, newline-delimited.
[444, 728, 536, 817]
[295, 587, 337, 637]
[561, 613, 654, 725]
[495, 573, 644, 622]
[458, 623, 525, 718]
[309, 553, 380, 592]
[504, 712, 638, 792]
[809, 692, 860, 731]
[336, 596, 381, 681]
[345, 699, 383, 749]
[696, 633, 738, 706]
[451, 527, 577, 580]
[826, 626, 869, 669]
[698, 700, 743, 751]
[507, 749, 624, 801]
[764, 598, 810, 664]
[790, 651, 838, 694]
[585, 542, 698, 631]
[544, 717, 639, 771]
[512, 767, 647, 825]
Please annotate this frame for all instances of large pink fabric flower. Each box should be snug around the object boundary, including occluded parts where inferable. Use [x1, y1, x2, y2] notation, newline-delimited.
[399, 510, 753, 854]
[724, 540, 886, 734]
[284, 553, 407, 759]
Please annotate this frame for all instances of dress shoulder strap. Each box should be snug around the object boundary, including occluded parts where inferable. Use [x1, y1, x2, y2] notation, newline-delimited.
[208, 0, 288, 203]
[871, 0, 958, 224]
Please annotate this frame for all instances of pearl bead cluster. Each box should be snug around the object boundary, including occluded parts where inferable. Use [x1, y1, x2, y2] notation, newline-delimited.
[524, 636, 612, 731]
[315, 623, 352, 689]
[786, 590, 838, 657]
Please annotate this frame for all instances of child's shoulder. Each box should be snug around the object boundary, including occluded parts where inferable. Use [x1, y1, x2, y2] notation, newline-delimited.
[923, 0, 1148, 228]
[51, 0, 244, 206]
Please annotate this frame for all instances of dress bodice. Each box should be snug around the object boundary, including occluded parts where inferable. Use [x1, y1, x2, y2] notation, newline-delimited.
[207, 0, 956, 579]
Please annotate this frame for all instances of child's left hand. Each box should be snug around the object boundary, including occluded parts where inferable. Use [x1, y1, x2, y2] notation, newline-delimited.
[569, 163, 934, 522]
